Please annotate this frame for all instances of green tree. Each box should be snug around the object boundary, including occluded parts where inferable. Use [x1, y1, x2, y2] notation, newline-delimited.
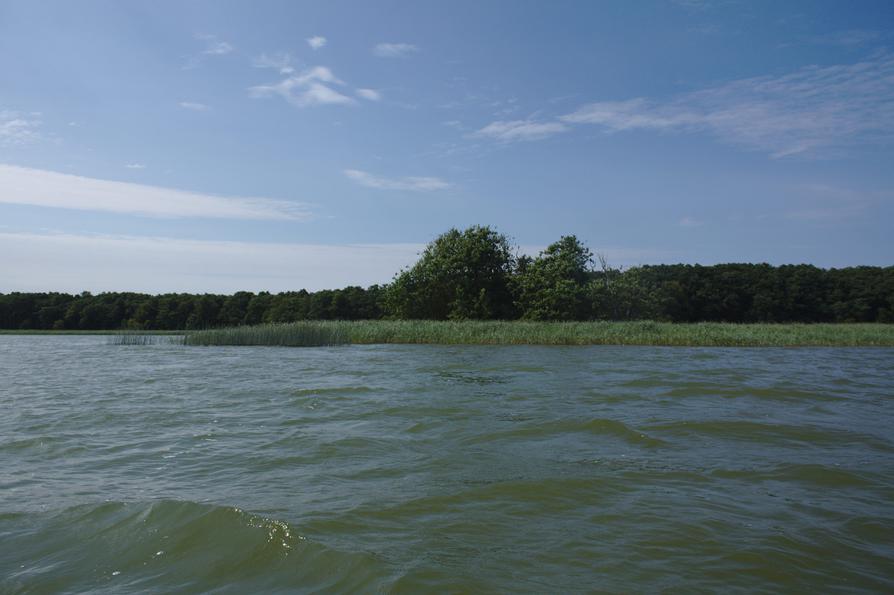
[186, 294, 222, 329]
[244, 292, 272, 325]
[387, 225, 518, 319]
[515, 235, 593, 320]
[219, 292, 254, 325]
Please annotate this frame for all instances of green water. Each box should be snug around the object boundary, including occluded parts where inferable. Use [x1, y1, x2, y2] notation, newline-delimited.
[1, 337, 892, 593]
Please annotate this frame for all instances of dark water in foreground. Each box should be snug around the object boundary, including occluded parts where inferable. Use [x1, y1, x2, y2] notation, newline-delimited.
[1, 337, 893, 593]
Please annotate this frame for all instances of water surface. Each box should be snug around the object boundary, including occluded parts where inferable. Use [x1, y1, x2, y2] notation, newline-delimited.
[1, 336, 893, 592]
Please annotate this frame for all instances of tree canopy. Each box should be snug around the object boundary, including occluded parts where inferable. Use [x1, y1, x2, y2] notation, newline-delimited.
[2, 226, 892, 329]
[387, 225, 517, 320]
[514, 235, 593, 320]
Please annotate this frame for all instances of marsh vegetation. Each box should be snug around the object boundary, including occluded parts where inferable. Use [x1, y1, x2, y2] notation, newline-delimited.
[183, 320, 894, 347]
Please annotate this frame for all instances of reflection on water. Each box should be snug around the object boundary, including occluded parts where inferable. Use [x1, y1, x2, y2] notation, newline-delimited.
[1, 337, 893, 592]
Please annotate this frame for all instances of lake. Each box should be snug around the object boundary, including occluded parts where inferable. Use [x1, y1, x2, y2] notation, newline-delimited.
[1, 336, 893, 592]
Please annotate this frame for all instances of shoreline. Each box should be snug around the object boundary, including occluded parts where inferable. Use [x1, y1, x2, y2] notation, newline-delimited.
[4, 321, 893, 346]
[184, 321, 894, 347]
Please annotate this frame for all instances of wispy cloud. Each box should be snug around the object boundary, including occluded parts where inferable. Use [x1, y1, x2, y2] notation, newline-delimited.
[0, 231, 423, 293]
[679, 216, 703, 227]
[356, 88, 382, 101]
[0, 164, 312, 220]
[561, 53, 894, 157]
[179, 101, 209, 111]
[124, 163, 146, 170]
[779, 29, 887, 51]
[307, 36, 327, 50]
[197, 33, 233, 56]
[563, 98, 694, 130]
[252, 52, 295, 74]
[344, 169, 450, 191]
[811, 29, 883, 47]
[184, 34, 234, 69]
[249, 66, 354, 108]
[0, 110, 41, 145]
[474, 119, 568, 142]
[373, 43, 418, 58]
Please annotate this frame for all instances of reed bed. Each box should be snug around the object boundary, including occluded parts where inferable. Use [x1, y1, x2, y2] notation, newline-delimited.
[182, 321, 894, 347]
[108, 333, 185, 346]
[0, 330, 183, 335]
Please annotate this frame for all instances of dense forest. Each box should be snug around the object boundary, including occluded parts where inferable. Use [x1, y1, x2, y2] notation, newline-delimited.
[2, 226, 892, 330]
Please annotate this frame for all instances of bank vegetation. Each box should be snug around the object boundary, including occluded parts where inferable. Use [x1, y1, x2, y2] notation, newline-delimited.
[3, 226, 892, 331]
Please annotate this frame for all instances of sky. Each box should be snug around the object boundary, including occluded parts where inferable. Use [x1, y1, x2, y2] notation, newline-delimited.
[1, 0, 893, 293]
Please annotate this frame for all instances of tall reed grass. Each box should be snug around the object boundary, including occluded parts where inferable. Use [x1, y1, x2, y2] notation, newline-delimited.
[109, 333, 185, 346]
[0, 330, 183, 335]
[182, 321, 894, 347]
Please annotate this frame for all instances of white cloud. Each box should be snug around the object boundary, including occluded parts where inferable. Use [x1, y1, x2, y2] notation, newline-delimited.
[124, 163, 146, 169]
[0, 110, 41, 145]
[0, 164, 311, 221]
[252, 52, 294, 74]
[307, 36, 327, 50]
[679, 216, 703, 227]
[356, 88, 382, 101]
[562, 98, 692, 130]
[184, 34, 234, 69]
[0, 231, 424, 293]
[373, 43, 418, 58]
[249, 66, 354, 107]
[302, 83, 353, 106]
[179, 101, 209, 111]
[344, 169, 450, 191]
[197, 33, 233, 55]
[561, 53, 894, 157]
[474, 119, 568, 142]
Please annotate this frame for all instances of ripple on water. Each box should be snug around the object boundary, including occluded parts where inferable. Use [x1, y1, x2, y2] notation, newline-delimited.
[291, 385, 379, 397]
[710, 462, 878, 488]
[0, 500, 389, 593]
[644, 419, 894, 452]
[464, 417, 667, 448]
[2, 338, 894, 593]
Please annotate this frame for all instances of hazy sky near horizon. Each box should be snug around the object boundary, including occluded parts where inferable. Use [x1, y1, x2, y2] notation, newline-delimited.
[2, 0, 893, 293]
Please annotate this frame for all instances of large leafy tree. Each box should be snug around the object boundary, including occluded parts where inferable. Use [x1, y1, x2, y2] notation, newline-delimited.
[387, 225, 518, 319]
[515, 235, 593, 320]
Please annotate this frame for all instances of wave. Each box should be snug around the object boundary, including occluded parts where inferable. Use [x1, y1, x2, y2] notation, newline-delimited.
[643, 420, 894, 452]
[711, 463, 875, 488]
[291, 386, 379, 397]
[0, 500, 388, 594]
[463, 417, 667, 447]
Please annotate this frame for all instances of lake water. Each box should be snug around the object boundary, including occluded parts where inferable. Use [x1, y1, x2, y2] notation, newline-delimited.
[1, 336, 893, 593]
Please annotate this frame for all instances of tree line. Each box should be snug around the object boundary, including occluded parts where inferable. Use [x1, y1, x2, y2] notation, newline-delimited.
[2, 226, 892, 330]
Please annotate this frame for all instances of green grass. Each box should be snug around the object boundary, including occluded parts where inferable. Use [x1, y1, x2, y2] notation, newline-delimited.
[182, 320, 894, 347]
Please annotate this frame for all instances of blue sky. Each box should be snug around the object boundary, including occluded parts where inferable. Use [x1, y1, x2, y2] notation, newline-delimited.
[1, 0, 892, 293]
